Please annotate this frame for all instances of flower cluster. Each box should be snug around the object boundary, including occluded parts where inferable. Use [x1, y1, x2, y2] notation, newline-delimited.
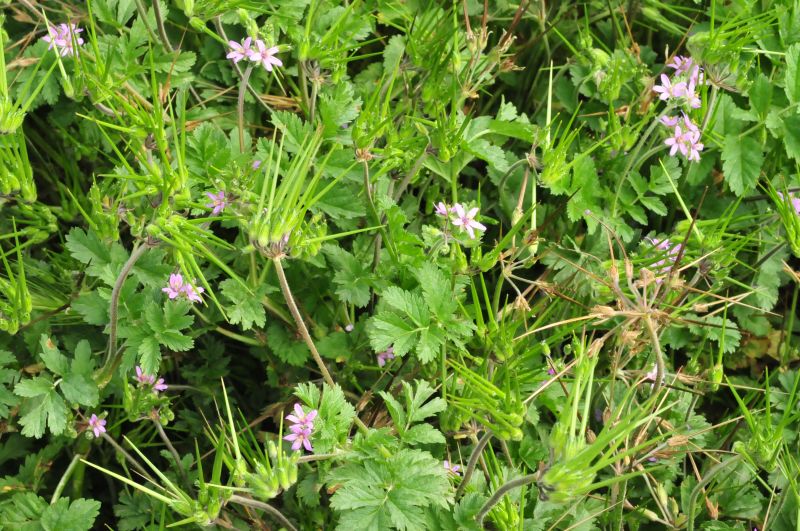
[377, 346, 395, 367]
[42, 22, 84, 57]
[653, 55, 705, 162]
[88, 413, 106, 438]
[162, 273, 205, 303]
[227, 38, 283, 72]
[435, 201, 487, 239]
[284, 403, 318, 452]
[135, 366, 168, 393]
[645, 236, 683, 281]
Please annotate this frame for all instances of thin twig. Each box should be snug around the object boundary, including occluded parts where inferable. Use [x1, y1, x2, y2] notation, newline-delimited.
[229, 494, 299, 531]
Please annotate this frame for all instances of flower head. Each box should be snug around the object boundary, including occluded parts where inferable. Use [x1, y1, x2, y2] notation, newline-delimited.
[451, 203, 487, 239]
[652, 74, 687, 101]
[162, 273, 185, 299]
[444, 460, 461, 475]
[667, 55, 694, 75]
[659, 115, 679, 127]
[205, 190, 227, 215]
[135, 366, 168, 393]
[643, 364, 665, 389]
[162, 274, 205, 304]
[42, 23, 84, 57]
[344, 323, 354, 332]
[434, 201, 450, 217]
[226, 37, 254, 63]
[286, 403, 318, 431]
[88, 414, 107, 438]
[377, 346, 395, 367]
[249, 40, 283, 72]
[284, 428, 313, 452]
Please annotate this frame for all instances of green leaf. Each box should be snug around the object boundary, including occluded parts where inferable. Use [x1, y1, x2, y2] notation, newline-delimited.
[14, 375, 55, 398]
[267, 323, 310, 366]
[17, 385, 67, 438]
[402, 423, 445, 445]
[39, 335, 69, 376]
[41, 497, 102, 531]
[220, 279, 268, 331]
[329, 448, 452, 531]
[61, 373, 99, 407]
[784, 43, 800, 105]
[313, 384, 356, 455]
[324, 245, 373, 307]
[749, 73, 772, 117]
[721, 135, 763, 196]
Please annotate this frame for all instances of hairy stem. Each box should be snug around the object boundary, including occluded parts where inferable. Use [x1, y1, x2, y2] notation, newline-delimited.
[100, 432, 155, 483]
[642, 314, 665, 398]
[455, 430, 492, 500]
[476, 472, 538, 525]
[50, 452, 83, 504]
[272, 257, 368, 433]
[100, 241, 152, 384]
[151, 414, 187, 485]
[229, 494, 299, 531]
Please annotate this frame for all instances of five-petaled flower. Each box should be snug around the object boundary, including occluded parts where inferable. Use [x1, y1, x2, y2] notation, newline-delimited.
[226, 37, 254, 63]
[88, 414, 106, 438]
[249, 40, 283, 72]
[205, 190, 227, 215]
[444, 460, 461, 475]
[42, 22, 84, 57]
[451, 203, 487, 239]
[162, 273, 205, 304]
[652, 74, 686, 101]
[377, 346, 395, 367]
[666, 55, 694, 75]
[284, 403, 318, 452]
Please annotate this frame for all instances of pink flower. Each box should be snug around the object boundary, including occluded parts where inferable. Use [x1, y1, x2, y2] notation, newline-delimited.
[252, 159, 262, 170]
[664, 126, 688, 157]
[153, 378, 168, 392]
[685, 131, 704, 162]
[205, 190, 227, 215]
[285, 403, 318, 432]
[344, 323, 354, 332]
[284, 428, 313, 452]
[249, 40, 282, 72]
[434, 201, 450, 217]
[183, 283, 205, 303]
[659, 115, 679, 127]
[227, 38, 254, 63]
[444, 460, 461, 475]
[451, 203, 487, 239]
[162, 273, 184, 299]
[777, 192, 800, 216]
[685, 79, 702, 109]
[162, 274, 205, 304]
[135, 366, 156, 385]
[377, 346, 395, 367]
[42, 23, 84, 57]
[135, 366, 168, 393]
[643, 364, 664, 389]
[88, 414, 106, 438]
[645, 237, 683, 281]
[689, 65, 704, 87]
[652, 74, 687, 101]
[666, 55, 694, 75]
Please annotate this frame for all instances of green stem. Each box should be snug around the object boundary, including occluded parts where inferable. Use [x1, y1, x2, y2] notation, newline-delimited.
[642, 314, 665, 398]
[476, 473, 538, 526]
[50, 452, 83, 504]
[611, 116, 662, 217]
[151, 414, 187, 486]
[100, 432, 155, 483]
